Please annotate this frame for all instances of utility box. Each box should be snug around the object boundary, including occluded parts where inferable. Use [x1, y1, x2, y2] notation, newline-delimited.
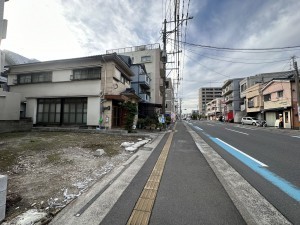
[0, 175, 7, 222]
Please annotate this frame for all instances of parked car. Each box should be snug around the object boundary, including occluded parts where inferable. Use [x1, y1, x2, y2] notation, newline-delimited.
[241, 117, 259, 125]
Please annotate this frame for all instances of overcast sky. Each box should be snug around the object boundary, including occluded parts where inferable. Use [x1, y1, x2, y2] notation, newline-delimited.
[2, 0, 300, 112]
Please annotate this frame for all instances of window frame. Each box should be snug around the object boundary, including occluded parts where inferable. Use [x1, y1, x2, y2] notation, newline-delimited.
[72, 67, 101, 81]
[18, 72, 52, 84]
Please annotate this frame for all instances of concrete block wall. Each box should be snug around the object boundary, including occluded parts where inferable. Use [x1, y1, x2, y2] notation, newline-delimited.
[0, 175, 7, 222]
[0, 118, 32, 133]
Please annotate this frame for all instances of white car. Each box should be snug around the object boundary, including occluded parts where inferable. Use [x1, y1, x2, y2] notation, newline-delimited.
[241, 117, 259, 125]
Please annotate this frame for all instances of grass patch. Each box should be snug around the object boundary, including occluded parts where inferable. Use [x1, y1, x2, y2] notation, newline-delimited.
[46, 153, 61, 164]
[0, 151, 18, 172]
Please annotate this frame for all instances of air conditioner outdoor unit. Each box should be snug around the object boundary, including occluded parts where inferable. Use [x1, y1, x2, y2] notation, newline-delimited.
[13, 79, 17, 84]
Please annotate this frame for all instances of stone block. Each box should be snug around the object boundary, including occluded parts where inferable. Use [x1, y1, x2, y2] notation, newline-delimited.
[0, 204, 5, 222]
[0, 175, 7, 223]
[0, 175, 7, 191]
[94, 149, 105, 157]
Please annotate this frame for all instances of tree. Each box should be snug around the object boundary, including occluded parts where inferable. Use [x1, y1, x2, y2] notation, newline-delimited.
[122, 101, 137, 133]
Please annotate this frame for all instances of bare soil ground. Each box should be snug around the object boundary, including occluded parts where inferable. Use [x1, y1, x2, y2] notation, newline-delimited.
[0, 131, 150, 223]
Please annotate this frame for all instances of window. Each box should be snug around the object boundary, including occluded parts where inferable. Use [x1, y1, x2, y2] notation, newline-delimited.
[72, 67, 101, 80]
[264, 94, 271, 101]
[18, 72, 52, 84]
[241, 83, 247, 92]
[248, 98, 254, 108]
[63, 98, 87, 124]
[37, 99, 61, 124]
[37, 98, 87, 125]
[141, 56, 151, 63]
[277, 90, 283, 98]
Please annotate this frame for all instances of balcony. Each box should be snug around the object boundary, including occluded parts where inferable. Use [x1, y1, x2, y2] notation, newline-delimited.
[222, 85, 233, 96]
[139, 74, 150, 89]
[224, 96, 233, 103]
[140, 93, 150, 102]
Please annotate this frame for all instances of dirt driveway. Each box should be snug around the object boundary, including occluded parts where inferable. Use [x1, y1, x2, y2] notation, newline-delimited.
[0, 130, 151, 222]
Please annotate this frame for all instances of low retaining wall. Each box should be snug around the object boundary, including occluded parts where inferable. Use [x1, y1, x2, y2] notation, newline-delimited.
[0, 118, 32, 133]
[0, 175, 7, 222]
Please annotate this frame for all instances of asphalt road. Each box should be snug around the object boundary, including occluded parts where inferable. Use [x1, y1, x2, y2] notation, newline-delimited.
[188, 120, 300, 224]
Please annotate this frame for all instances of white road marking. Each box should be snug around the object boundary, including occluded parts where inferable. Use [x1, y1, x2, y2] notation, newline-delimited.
[292, 136, 300, 139]
[215, 138, 268, 167]
[225, 128, 249, 135]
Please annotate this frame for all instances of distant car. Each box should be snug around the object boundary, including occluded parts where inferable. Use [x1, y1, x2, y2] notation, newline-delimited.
[241, 117, 259, 125]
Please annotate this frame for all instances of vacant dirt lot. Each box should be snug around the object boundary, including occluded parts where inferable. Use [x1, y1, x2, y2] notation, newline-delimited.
[0, 130, 151, 223]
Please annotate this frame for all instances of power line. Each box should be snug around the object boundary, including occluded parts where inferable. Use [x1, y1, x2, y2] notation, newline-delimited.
[168, 38, 300, 53]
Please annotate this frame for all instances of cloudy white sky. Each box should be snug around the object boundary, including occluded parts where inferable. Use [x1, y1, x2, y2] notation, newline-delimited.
[2, 0, 300, 112]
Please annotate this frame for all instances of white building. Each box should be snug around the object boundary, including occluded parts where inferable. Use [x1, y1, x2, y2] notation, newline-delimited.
[7, 53, 139, 129]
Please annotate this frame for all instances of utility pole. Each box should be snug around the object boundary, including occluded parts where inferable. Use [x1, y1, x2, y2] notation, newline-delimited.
[292, 57, 300, 125]
[162, 19, 167, 116]
[161, 16, 192, 117]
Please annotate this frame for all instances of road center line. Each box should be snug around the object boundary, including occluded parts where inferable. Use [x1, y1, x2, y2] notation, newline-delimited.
[225, 128, 249, 135]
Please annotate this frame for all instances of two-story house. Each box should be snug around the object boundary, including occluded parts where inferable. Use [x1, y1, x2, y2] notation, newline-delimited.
[240, 71, 293, 115]
[261, 78, 294, 128]
[7, 53, 139, 129]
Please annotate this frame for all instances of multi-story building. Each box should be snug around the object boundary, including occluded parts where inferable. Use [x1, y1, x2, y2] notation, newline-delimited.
[244, 83, 264, 120]
[205, 98, 224, 120]
[240, 71, 293, 113]
[222, 78, 243, 122]
[6, 53, 139, 129]
[198, 87, 222, 116]
[107, 44, 163, 108]
[165, 77, 175, 119]
[119, 55, 151, 103]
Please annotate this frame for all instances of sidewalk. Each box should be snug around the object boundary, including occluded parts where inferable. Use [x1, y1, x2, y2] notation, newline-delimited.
[49, 122, 246, 225]
[100, 122, 245, 225]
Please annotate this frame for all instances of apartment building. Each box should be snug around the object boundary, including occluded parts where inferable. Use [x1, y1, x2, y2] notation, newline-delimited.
[107, 44, 163, 108]
[121, 56, 151, 103]
[7, 53, 139, 129]
[222, 78, 243, 122]
[206, 98, 224, 120]
[198, 87, 222, 115]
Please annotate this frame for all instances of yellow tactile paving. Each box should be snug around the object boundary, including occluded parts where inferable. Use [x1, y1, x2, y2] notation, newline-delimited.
[126, 131, 174, 225]
[134, 198, 155, 212]
[140, 189, 157, 200]
[148, 175, 161, 182]
[127, 210, 151, 225]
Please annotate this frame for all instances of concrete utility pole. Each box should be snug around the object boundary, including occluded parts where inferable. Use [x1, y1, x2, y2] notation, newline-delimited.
[161, 17, 192, 116]
[292, 57, 300, 124]
[162, 19, 167, 116]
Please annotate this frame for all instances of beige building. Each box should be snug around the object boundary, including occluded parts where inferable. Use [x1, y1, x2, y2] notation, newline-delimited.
[205, 98, 224, 120]
[7, 53, 139, 129]
[245, 83, 264, 119]
[262, 79, 293, 128]
[107, 44, 163, 108]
